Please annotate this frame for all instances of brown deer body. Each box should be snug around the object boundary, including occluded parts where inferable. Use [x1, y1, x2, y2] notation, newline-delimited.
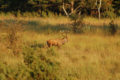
[47, 36, 68, 47]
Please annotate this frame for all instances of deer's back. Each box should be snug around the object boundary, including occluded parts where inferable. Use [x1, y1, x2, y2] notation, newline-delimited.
[47, 39, 63, 46]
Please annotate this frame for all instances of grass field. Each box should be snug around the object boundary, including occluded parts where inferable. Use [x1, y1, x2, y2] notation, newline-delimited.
[0, 16, 120, 80]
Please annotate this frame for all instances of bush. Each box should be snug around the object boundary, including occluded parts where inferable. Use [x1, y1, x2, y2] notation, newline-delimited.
[108, 20, 117, 35]
[22, 46, 60, 80]
[0, 44, 60, 80]
[102, 11, 116, 18]
[0, 62, 32, 80]
[0, 63, 7, 80]
[6, 22, 23, 55]
[70, 14, 84, 33]
[102, 20, 117, 36]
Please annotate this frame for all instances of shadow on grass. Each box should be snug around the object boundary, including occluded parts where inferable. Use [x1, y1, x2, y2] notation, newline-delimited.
[25, 21, 71, 33]
[0, 19, 120, 35]
[81, 24, 120, 35]
[0, 19, 71, 33]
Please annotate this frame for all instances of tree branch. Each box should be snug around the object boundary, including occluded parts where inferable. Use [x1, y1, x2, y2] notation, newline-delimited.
[62, 2, 69, 17]
[98, 0, 102, 19]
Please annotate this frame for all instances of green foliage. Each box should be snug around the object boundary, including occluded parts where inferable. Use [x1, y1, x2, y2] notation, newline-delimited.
[0, 64, 31, 80]
[102, 20, 118, 36]
[101, 4, 116, 18]
[6, 22, 23, 55]
[113, 0, 120, 15]
[108, 20, 117, 35]
[0, 0, 119, 17]
[102, 11, 116, 18]
[22, 45, 60, 80]
[0, 43, 60, 80]
[70, 14, 84, 33]
[70, 14, 79, 21]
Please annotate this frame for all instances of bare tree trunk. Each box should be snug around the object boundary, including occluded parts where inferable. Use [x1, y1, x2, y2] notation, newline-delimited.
[62, 0, 80, 17]
[62, 2, 69, 17]
[98, 0, 102, 20]
[95, 0, 98, 5]
[71, 1, 74, 14]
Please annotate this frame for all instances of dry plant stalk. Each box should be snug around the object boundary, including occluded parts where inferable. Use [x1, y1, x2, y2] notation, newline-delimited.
[7, 22, 23, 55]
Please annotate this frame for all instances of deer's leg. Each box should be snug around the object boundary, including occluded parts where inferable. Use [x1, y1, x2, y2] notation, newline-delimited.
[47, 42, 52, 48]
[47, 44, 50, 48]
[49, 44, 52, 47]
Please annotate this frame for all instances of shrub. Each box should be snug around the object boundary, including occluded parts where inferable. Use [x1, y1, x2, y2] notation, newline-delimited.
[102, 11, 116, 18]
[6, 22, 23, 55]
[22, 46, 60, 80]
[102, 20, 118, 36]
[70, 14, 84, 33]
[108, 20, 117, 35]
[0, 62, 32, 80]
[0, 44, 60, 80]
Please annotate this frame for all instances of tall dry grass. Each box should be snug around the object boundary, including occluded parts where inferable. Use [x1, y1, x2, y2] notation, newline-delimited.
[0, 16, 120, 80]
[0, 14, 120, 26]
[83, 17, 120, 26]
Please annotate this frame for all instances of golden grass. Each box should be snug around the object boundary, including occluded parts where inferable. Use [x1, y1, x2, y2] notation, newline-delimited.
[0, 16, 120, 80]
[1, 15, 120, 26]
[0, 15, 71, 26]
[9, 30, 120, 79]
[21, 32, 120, 80]
[83, 17, 120, 26]
[0, 31, 120, 80]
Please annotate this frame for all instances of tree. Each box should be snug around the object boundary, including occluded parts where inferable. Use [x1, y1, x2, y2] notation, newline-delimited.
[62, 0, 81, 17]
[0, 0, 119, 17]
[113, 0, 120, 16]
[98, 0, 102, 19]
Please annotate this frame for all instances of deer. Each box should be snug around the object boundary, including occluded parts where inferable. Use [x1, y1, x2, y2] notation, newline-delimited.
[47, 31, 68, 48]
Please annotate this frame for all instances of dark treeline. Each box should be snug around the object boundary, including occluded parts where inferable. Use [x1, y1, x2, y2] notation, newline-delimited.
[0, 0, 120, 18]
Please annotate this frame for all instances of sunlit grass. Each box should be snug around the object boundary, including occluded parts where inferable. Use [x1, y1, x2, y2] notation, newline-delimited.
[0, 16, 120, 80]
[83, 17, 120, 26]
